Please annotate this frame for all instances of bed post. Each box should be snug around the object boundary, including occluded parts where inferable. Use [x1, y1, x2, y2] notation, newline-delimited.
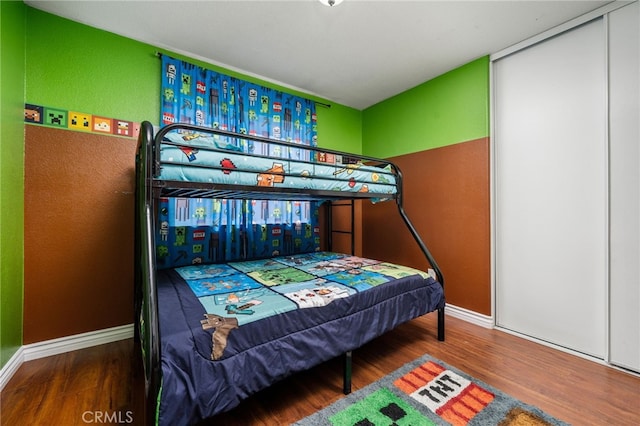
[343, 351, 352, 394]
[136, 121, 162, 424]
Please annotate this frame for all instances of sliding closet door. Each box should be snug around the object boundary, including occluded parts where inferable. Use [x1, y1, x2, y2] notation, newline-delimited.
[494, 19, 606, 357]
[609, 1, 640, 372]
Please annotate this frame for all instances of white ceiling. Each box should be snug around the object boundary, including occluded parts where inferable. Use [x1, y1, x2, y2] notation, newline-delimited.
[25, 0, 612, 109]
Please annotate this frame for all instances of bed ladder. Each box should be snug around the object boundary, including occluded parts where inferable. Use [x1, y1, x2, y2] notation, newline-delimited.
[326, 200, 356, 255]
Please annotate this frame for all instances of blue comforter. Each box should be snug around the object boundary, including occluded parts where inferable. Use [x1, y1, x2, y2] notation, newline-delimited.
[155, 252, 445, 425]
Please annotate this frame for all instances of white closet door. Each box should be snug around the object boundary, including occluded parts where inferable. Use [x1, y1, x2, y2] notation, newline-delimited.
[494, 19, 607, 357]
[609, 1, 640, 372]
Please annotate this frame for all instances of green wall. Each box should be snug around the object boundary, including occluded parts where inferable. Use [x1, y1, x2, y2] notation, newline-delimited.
[25, 7, 361, 152]
[1, 0, 26, 369]
[362, 56, 489, 158]
[26, 7, 159, 123]
[316, 103, 361, 153]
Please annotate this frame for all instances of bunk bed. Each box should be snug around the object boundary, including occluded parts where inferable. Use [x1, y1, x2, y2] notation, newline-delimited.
[135, 121, 445, 425]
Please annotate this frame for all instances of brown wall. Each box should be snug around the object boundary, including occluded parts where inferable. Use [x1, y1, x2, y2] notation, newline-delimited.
[24, 125, 136, 343]
[362, 137, 491, 315]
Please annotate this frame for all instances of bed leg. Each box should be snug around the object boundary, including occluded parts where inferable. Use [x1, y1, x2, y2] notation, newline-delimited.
[343, 351, 352, 394]
[437, 306, 445, 341]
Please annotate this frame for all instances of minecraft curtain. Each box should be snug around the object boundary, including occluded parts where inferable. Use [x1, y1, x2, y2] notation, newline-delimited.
[157, 55, 319, 267]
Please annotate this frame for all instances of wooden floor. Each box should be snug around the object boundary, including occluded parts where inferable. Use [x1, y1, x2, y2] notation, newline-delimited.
[2, 314, 639, 425]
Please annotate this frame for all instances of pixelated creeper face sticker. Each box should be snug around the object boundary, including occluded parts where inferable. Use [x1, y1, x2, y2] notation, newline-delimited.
[44, 108, 68, 127]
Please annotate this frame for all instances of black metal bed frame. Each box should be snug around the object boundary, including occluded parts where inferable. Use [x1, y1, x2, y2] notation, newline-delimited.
[134, 121, 444, 423]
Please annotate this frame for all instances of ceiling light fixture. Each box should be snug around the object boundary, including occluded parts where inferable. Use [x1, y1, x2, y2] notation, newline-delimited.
[319, 0, 345, 7]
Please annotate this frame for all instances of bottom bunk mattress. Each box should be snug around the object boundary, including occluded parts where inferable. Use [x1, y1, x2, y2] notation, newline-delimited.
[155, 251, 445, 425]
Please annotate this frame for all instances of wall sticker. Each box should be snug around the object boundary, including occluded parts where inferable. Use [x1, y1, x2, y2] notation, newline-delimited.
[24, 103, 140, 139]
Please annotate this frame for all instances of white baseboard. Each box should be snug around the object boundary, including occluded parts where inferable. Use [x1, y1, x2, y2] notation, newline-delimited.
[0, 323, 134, 392]
[22, 324, 135, 362]
[445, 303, 494, 328]
[0, 346, 25, 391]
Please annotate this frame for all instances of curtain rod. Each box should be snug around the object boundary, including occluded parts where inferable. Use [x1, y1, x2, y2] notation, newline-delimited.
[155, 51, 331, 109]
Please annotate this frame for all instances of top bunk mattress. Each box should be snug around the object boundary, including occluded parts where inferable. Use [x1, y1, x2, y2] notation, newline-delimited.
[155, 126, 398, 197]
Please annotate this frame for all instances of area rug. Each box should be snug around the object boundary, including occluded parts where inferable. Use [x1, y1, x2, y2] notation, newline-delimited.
[294, 354, 569, 426]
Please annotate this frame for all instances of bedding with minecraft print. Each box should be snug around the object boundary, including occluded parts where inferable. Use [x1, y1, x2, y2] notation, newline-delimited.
[173, 251, 434, 360]
[158, 129, 398, 195]
[155, 250, 445, 425]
